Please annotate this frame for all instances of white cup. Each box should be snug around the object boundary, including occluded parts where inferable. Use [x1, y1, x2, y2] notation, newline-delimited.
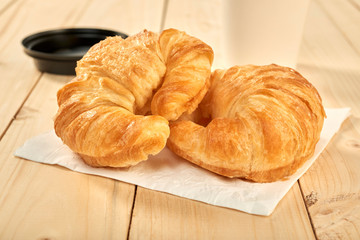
[223, 0, 310, 68]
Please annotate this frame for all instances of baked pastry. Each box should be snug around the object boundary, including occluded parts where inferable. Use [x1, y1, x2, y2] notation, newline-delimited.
[54, 29, 214, 167]
[152, 28, 214, 120]
[167, 64, 326, 182]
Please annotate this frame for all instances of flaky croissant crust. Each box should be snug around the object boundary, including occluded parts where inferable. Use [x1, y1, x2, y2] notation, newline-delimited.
[168, 64, 326, 182]
[54, 28, 326, 183]
[54, 29, 214, 167]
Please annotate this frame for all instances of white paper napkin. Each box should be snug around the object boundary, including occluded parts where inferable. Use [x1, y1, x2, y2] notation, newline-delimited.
[14, 108, 350, 216]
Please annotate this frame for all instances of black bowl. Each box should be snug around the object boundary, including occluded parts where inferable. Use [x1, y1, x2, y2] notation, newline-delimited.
[22, 28, 128, 75]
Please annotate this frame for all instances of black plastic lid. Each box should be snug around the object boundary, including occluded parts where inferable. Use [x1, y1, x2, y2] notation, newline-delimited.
[22, 28, 128, 75]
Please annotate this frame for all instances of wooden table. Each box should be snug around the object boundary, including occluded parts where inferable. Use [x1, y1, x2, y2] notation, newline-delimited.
[0, 0, 359, 239]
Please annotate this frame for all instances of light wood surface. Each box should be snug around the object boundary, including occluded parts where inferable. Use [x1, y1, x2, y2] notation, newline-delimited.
[0, 0, 359, 239]
[297, 0, 360, 239]
[129, 185, 315, 239]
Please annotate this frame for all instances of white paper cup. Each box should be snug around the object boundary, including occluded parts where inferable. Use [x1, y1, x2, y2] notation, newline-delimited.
[223, 0, 310, 68]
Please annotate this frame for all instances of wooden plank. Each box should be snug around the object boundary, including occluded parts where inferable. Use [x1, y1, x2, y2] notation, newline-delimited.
[0, 0, 91, 139]
[316, 0, 360, 55]
[296, 3, 360, 115]
[297, 0, 360, 239]
[0, 0, 165, 238]
[0, 0, 14, 15]
[0, 74, 135, 239]
[129, 184, 315, 239]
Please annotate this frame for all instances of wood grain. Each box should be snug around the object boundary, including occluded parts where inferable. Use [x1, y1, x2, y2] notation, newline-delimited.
[297, 0, 360, 117]
[0, 0, 15, 16]
[297, 0, 360, 239]
[0, 0, 92, 139]
[316, 0, 360, 55]
[129, 184, 315, 240]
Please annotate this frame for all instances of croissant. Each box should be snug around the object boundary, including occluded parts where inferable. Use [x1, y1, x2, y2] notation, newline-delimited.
[167, 64, 326, 182]
[54, 29, 214, 167]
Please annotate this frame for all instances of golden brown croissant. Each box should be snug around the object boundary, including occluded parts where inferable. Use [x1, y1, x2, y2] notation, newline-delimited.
[54, 29, 214, 167]
[167, 64, 326, 182]
[151, 29, 214, 120]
